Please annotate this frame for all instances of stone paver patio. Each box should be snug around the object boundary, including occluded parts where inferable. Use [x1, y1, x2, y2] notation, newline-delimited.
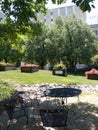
[0, 83, 98, 130]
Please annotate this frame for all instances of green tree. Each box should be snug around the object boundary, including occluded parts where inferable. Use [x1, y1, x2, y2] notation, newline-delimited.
[24, 16, 97, 70]
[91, 55, 98, 65]
[24, 25, 48, 68]
[0, 19, 25, 64]
[47, 18, 65, 65]
[0, 40, 24, 65]
[48, 16, 97, 71]
[91, 44, 98, 66]
[62, 16, 97, 70]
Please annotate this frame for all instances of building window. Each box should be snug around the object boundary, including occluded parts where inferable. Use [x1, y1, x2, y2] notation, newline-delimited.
[65, 7, 68, 17]
[44, 15, 46, 22]
[51, 18, 53, 24]
[57, 8, 60, 16]
[50, 9, 53, 23]
[50, 9, 53, 15]
[72, 5, 75, 14]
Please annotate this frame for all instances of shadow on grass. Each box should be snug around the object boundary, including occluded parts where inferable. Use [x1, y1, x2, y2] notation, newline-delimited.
[68, 71, 85, 76]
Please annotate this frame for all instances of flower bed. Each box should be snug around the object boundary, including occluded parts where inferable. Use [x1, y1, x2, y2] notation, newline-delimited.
[52, 64, 67, 76]
[84, 68, 98, 80]
[20, 64, 39, 73]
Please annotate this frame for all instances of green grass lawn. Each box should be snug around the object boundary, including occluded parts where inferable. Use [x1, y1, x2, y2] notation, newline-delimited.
[0, 69, 98, 86]
[0, 69, 98, 101]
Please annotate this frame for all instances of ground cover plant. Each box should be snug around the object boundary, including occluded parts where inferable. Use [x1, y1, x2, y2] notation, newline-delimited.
[0, 81, 16, 101]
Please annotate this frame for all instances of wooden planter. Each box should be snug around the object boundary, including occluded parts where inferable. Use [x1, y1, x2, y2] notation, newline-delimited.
[87, 74, 98, 80]
[0, 65, 5, 71]
[52, 69, 67, 76]
[0, 65, 14, 71]
[21, 66, 39, 73]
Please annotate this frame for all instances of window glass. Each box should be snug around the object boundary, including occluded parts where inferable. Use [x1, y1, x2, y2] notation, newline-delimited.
[65, 7, 68, 16]
[57, 8, 60, 16]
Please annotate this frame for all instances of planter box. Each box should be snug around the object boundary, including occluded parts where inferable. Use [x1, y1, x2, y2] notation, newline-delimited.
[0, 65, 14, 71]
[87, 74, 98, 80]
[52, 69, 67, 76]
[0, 65, 5, 71]
[20, 65, 39, 73]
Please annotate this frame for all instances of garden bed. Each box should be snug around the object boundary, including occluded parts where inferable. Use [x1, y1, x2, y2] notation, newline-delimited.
[52, 63, 67, 76]
[52, 69, 67, 76]
[87, 74, 98, 80]
[20, 64, 39, 73]
[0, 62, 14, 71]
[85, 68, 98, 80]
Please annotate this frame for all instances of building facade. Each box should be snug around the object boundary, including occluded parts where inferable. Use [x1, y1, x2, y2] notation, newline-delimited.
[0, 11, 5, 23]
[38, 4, 98, 38]
[38, 4, 86, 26]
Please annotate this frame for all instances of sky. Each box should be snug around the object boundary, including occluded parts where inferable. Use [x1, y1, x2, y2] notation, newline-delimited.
[47, 0, 98, 25]
[47, 0, 73, 9]
[87, 0, 98, 24]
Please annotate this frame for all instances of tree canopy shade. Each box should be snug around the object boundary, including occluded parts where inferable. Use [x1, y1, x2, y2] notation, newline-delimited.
[0, 0, 95, 26]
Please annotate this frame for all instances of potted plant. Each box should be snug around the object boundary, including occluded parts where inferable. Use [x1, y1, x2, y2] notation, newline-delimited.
[52, 63, 67, 76]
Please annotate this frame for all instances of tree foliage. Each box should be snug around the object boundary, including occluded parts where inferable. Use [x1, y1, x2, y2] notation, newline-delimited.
[72, 0, 95, 12]
[1, 0, 47, 25]
[62, 17, 96, 68]
[0, 18, 25, 64]
[48, 16, 97, 70]
[24, 25, 48, 68]
[24, 16, 97, 70]
[0, 0, 95, 26]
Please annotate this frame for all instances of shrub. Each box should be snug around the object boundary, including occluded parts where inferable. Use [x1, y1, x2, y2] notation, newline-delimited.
[85, 68, 98, 75]
[0, 81, 16, 101]
[52, 63, 67, 76]
[53, 63, 66, 70]
[84, 68, 98, 80]
[0, 62, 13, 67]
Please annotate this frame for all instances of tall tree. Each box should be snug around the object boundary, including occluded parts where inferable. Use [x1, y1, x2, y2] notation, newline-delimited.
[24, 16, 97, 70]
[48, 16, 97, 71]
[0, 18, 25, 64]
[62, 16, 97, 70]
[24, 25, 48, 68]
[47, 18, 65, 64]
